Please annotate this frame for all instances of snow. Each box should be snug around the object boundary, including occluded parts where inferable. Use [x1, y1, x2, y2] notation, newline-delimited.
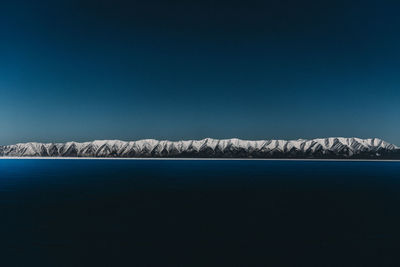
[0, 137, 398, 158]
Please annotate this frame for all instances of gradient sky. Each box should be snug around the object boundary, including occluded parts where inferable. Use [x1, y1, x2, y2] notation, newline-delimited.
[1, 0, 399, 145]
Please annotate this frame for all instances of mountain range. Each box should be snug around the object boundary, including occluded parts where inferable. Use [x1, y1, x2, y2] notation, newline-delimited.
[0, 138, 399, 159]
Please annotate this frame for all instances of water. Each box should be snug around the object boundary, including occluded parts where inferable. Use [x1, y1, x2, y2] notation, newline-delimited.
[1, 159, 400, 266]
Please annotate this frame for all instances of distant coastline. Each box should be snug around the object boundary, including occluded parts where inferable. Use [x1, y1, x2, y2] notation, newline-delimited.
[1, 157, 400, 162]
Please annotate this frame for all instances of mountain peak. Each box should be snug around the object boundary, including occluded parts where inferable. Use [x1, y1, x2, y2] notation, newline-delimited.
[0, 137, 398, 159]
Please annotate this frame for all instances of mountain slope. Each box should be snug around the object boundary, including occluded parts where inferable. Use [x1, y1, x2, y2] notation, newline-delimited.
[0, 138, 399, 159]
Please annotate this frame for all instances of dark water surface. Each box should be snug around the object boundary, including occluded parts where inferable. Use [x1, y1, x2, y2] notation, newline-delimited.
[1, 159, 400, 266]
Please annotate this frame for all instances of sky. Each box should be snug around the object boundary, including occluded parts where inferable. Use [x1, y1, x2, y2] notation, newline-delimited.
[0, 0, 399, 145]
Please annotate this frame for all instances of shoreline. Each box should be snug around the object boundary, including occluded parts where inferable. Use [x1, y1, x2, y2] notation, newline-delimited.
[0, 157, 399, 162]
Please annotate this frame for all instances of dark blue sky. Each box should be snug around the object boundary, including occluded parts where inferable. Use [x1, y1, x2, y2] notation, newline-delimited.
[1, 0, 399, 145]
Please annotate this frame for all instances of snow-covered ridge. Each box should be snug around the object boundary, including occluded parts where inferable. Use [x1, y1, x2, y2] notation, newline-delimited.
[0, 138, 398, 159]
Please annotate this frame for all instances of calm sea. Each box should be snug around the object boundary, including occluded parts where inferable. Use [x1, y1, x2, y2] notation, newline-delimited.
[1, 159, 400, 266]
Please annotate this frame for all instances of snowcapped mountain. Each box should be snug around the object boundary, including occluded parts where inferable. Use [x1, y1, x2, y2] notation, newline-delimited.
[0, 137, 399, 159]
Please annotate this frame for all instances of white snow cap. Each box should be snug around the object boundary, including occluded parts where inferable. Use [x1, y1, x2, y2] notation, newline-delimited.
[1, 137, 398, 157]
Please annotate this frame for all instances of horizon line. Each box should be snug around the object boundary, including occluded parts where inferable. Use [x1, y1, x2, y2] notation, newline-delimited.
[0, 157, 400, 162]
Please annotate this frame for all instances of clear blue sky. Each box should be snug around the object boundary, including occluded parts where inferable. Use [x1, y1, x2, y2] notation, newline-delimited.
[1, 0, 399, 145]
